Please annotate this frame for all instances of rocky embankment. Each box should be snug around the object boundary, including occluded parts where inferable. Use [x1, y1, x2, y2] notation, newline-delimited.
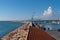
[1, 22, 30, 40]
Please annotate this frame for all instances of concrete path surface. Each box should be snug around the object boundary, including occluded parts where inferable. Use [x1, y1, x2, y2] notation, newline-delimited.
[47, 30, 60, 40]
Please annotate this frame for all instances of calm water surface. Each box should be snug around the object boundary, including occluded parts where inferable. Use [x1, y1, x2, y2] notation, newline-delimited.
[0, 21, 23, 38]
[39, 22, 60, 30]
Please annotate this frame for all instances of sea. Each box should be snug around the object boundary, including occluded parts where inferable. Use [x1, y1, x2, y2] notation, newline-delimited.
[0, 21, 23, 38]
[38, 21, 60, 30]
[32, 20, 60, 30]
[39, 22, 60, 30]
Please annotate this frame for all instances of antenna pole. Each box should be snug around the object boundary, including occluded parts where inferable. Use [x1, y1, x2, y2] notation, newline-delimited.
[31, 12, 35, 23]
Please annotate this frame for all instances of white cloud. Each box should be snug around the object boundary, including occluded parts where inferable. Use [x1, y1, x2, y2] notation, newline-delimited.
[39, 6, 54, 20]
[33, 6, 60, 20]
[43, 6, 52, 16]
[34, 6, 53, 20]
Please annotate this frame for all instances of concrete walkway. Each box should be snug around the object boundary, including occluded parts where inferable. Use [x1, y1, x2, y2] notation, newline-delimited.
[47, 30, 60, 40]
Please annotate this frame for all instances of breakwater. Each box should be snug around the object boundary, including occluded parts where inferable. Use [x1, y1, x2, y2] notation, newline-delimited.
[1, 22, 55, 40]
[1, 22, 30, 40]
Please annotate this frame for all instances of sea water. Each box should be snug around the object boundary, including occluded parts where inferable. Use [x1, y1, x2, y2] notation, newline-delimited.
[0, 21, 23, 38]
[39, 21, 60, 30]
[30, 20, 60, 30]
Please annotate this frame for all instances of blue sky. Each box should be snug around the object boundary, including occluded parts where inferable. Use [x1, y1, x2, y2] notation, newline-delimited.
[0, 0, 60, 20]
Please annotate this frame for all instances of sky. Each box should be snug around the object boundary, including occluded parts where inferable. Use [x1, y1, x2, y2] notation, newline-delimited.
[0, 0, 60, 20]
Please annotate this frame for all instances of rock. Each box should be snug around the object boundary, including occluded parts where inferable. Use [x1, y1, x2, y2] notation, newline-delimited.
[1, 22, 30, 40]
